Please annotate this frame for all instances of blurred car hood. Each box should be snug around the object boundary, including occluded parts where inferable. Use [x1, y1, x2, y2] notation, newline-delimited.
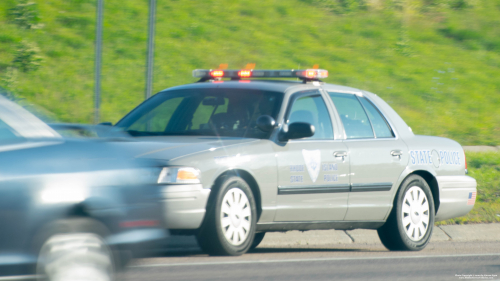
[114, 136, 258, 161]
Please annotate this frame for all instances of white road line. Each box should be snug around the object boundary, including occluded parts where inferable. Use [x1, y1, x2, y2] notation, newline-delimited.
[131, 253, 500, 268]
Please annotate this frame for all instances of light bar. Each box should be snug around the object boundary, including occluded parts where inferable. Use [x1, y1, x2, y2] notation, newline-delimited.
[238, 70, 252, 78]
[192, 69, 328, 81]
[209, 70, 224, 78]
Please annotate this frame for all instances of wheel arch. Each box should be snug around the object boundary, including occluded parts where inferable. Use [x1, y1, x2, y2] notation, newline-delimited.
[404, 170, 440, 214]
[210, 169, 262, 221]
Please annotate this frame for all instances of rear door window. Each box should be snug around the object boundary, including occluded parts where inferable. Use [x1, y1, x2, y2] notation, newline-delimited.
[328, 92, 374, 139]
[358, 97, 394, 138]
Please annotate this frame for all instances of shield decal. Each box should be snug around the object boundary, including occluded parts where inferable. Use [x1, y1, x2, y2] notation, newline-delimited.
[302, 149, 321, 183]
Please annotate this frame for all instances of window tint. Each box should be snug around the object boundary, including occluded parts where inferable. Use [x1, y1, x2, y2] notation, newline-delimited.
[359, 97, 394, 138]
[328, 92, 374, 139]
[117, 89, 283, 139]
[287, 94, 334, 140]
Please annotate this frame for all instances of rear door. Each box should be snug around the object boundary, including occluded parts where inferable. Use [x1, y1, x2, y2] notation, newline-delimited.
[273, 90, 350, 221]
[326, 91, 409, 221]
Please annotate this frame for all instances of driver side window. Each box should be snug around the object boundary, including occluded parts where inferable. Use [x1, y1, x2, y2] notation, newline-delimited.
[287, 93, 334, 140]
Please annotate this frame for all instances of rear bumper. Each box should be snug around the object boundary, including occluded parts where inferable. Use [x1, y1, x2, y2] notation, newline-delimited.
[161, 184, 210, 229]
[435, 175, 477, 221]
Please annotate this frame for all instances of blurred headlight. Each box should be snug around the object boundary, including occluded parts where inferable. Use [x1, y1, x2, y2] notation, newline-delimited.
[158, 167, 201, 184]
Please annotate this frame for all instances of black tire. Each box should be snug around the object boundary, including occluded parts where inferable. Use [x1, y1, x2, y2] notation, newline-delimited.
[377, 175, 435, 251]
[250, 232, 266, 250]
[197, 176, 257, 256]
[35, 218, 115, 281]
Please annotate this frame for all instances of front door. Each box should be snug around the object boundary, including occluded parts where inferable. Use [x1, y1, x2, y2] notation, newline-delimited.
[274, 90, 349, 222]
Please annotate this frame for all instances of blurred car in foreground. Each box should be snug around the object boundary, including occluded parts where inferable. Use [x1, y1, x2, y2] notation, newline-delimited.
[108, 68, 476, 256]
[0, 95, 167, 280]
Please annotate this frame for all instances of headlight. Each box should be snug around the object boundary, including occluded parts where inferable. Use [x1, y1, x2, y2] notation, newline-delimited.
[157, 167, 201, 184]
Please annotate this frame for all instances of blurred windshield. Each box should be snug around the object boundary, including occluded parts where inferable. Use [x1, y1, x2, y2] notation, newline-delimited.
[116, 88, 283, 139]
[0, 95, 61, 140]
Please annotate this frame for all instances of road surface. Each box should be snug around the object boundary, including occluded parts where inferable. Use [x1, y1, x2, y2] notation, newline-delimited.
[120, 240, 500, 281]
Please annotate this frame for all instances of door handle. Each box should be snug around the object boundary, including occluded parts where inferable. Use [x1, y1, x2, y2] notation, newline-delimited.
[391, 150, 403, 159]
[334, 151, 347, 157]
[334, 151, 348, 161]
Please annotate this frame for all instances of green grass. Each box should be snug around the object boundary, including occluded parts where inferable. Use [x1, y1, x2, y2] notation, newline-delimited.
[1, 0, 500, 145]
[437, 152, 500, 225]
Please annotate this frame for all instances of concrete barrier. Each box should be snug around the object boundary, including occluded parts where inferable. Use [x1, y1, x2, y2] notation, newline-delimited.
[462, 146, 499, 152]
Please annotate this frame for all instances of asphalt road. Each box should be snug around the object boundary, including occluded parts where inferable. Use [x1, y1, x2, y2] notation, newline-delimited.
[120, 241, 500, 281]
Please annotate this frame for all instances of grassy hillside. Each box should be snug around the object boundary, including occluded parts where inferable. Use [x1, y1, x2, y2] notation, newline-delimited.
[1, 0, 500, 145]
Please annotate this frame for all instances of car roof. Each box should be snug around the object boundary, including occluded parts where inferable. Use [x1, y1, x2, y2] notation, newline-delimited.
[160, 80, 363, 95]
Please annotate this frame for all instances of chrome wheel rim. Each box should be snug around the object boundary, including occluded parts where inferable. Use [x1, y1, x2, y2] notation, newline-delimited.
[220, 187, 252, 246]
[401, 186, 430, 241]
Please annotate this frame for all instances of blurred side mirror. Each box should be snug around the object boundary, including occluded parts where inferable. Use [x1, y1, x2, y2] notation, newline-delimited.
[99, 122, 112, 126]
[279, 122, 315, 141]
[256, 115, 276, 132]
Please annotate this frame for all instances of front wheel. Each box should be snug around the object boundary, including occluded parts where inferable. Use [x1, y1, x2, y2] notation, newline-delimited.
[36, 219, 114, 281]
[250, 232, 266, 250]
[197, 177, 257, 256]
[377, 175, 435, 251]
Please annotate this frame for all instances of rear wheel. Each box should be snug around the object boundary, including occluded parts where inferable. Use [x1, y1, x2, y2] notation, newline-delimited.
[197, 177, 256, 256]
[36, 219, 114, 281]
[377, 175, 435, 251]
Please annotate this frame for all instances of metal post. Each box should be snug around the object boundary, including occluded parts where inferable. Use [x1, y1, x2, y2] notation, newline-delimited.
[145, 0, 157, 100]
[94, 0, 103, 124]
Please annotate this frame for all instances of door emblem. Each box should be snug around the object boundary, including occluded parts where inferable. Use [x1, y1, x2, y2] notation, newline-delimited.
[302, 149, 321, 183]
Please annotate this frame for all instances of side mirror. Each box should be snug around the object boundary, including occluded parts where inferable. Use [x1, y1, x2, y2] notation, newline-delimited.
[279, 122, 315, 141]
[256, 115, 276, 132]
[99, 122, 112, 126]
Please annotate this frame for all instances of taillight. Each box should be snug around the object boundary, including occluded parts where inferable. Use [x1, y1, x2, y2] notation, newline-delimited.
[464, 150, 468, 174]
[120, 220, 159, 228]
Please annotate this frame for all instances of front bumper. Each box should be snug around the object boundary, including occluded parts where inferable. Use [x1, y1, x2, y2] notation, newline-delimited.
[106, 228, 167, 245]
[161, 184, 211, 229]
[435, 175, 477, 221]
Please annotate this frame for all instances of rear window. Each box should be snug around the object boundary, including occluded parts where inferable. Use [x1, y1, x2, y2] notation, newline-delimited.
[116, 88, 283, 139]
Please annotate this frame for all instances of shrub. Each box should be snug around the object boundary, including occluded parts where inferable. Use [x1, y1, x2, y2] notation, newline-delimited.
[8, 0, 43, 29]
[12, 40, 43, 73]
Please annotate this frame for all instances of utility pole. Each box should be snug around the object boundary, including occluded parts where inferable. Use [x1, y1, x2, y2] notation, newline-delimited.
[145, 0, 157, 100]
[94, 0, 103, 124]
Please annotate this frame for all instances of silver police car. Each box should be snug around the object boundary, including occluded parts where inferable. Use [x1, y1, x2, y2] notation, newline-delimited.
[114, 68, 476, 256]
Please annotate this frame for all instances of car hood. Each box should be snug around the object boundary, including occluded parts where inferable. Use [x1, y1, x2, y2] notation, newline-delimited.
[114, 136, 259, 161]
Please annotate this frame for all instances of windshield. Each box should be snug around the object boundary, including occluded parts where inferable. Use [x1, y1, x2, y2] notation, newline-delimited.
[0, 96, 61, 140]
[116, 88, 283, 139]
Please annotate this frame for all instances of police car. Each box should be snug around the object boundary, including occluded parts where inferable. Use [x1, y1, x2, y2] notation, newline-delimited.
[113, 68, 477, 256]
